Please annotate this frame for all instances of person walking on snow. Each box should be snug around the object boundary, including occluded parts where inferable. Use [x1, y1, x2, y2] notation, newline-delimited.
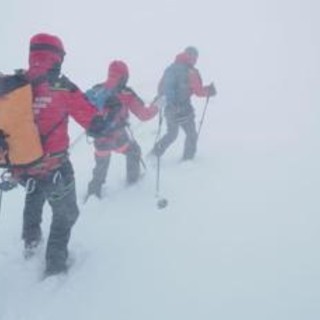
[86, 60, 159, 200]
[11, 33, 109, 277]
[151, 46, 217, 161]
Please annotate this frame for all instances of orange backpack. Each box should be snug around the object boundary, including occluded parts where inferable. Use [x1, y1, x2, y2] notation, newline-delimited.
[0, 74, 43, 168]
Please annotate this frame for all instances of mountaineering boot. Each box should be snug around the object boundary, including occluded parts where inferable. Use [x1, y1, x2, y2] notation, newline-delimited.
[24, 238, 42, 260]
[44, 244, 69, 278]
[86, 180, 103, 200]
[44, 261, 68, 277]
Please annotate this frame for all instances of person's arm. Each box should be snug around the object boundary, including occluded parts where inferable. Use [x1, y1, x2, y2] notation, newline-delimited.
[68, 90, 98, 128]
[189, 68, 216, 97]
[125, 88, 158, 121]
[59, 77, 110, 137]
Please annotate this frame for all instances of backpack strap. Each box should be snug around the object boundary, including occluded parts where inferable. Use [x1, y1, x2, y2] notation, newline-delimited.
[38, 75, 78, 144]
[40, 113, 68, 145]
[0, 74, 29, 96]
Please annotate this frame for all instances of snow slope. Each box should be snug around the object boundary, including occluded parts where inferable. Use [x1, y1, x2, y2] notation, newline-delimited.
[0, 101, 319, 320]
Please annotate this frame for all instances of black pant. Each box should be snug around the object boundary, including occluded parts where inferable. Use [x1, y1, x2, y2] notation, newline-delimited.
[22, 158, 79, 273]
[153, 111, 198, 160]
[88, 141, 141, 195]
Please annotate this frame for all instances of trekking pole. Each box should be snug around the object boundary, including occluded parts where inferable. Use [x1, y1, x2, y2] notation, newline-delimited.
[154, 103, 168, 209]
[197, 96, 211, 139]
[153, 97, 164, 146]
[70, 131, 87, 151]
[0, 189, 3, 216]
[126, 124, 147, 171]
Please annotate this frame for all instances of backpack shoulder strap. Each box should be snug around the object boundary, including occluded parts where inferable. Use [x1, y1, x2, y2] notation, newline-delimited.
[0, 74, 29, 96]
[50, 75, 79, 92]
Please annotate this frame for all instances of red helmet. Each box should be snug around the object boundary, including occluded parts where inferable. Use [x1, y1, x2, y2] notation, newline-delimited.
[29, 33, 65, 75]
[30, 33, 65, 59]
[30, 33, 65, 56]
[106, 60, 129, 88]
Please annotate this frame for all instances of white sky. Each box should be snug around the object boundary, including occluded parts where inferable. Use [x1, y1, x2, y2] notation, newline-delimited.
[2, 0, 320, 142]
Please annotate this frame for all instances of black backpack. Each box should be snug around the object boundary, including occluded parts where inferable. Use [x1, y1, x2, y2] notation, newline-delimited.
[85, 84, 126, 135]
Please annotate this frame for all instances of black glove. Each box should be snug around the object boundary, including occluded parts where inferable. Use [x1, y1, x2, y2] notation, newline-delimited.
[87, 115, 106, 138]
[87, 114, 117, 138]
[0, 171, 18, 192]
[0, 179, 17, 191]
[207, 82, 217, 97]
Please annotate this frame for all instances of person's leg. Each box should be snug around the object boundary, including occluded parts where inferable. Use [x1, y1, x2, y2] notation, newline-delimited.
[87, 153, 111, 198]
[152, 116, 179, 157]
[45, 160, 79, 275]
[181, 116, 198, 160]
[125, 141, 141, 184]
[22, 179, 46, 258]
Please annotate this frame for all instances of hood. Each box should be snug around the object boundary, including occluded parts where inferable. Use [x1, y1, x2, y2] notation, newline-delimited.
[105, 60, 129, 89]
[175, 51, 197, 67]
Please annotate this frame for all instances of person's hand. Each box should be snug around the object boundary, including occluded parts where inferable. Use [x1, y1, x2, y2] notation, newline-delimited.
[207, 82, 217, 97]
[147, 105, 159, 118]
[87, 115, 106, 137]
[0, 171, 18, 192]
[152, 95, 167, 109]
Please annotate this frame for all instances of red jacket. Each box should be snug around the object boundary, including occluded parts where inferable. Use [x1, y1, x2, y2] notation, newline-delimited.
[30, 75, 97, 155]
[177, 52, 212, 97]
[106, 87, 157, 123]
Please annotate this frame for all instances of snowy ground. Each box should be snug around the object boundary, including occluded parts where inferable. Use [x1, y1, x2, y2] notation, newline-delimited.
[0, 100, 319, 320]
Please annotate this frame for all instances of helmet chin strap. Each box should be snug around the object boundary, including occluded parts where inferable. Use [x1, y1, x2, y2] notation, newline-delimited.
[47, 62, 62, 84]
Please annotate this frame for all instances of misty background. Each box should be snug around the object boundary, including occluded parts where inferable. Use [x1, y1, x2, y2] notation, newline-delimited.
[0, 0, 320, 319]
